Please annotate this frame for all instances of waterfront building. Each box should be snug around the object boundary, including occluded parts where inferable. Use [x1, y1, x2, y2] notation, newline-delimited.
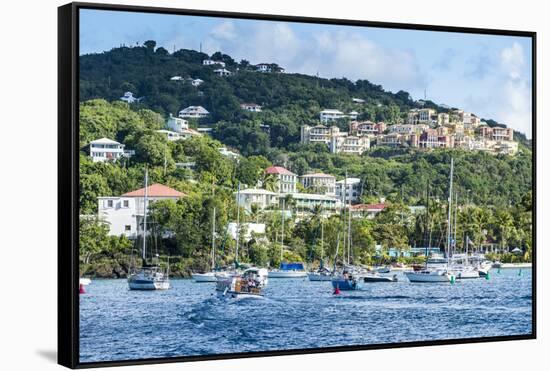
[265, 166, 297, 193]
[299, 173, 336, 195]
[291, 193, 342, 213]
[335, 177, 362, 204]
[97, 184, 186, 238]
[178, 105, 209, 119]
[89, 138, 132, 163]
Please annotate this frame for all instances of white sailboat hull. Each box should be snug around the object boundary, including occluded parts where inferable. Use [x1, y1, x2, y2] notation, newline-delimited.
[268, 270, 307, 278]
[128, 270, 170, 290]
[405, 270, 453, 283]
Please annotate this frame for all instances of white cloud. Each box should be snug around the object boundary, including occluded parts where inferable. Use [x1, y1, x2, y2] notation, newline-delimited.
[210, 21, 237, 41]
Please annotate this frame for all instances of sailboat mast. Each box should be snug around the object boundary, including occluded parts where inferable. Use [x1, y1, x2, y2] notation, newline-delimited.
[142, 168, 148, 261]
[281, 198, 285, 263]
[347, 179, 352, 265]
[235, 183, 240, 266]
[446, 158, 454, 267]
[453, 192, 458, 255]
[321, 219, 324, 261]
[343, 172, 348, 264]
[211, 207, 216, 270]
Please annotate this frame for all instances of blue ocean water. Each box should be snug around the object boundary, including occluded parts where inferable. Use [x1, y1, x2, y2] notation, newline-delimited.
[79, 269, 532, 363]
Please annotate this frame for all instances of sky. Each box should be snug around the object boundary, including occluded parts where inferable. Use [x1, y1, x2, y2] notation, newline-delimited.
[80, 9, 533, 137]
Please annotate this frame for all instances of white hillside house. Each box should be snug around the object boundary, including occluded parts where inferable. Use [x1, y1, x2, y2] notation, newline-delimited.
[178, 106, 209, 119]
[213, 68, 232, 77]
[320, 109, 345, 123]
[191, 78, 204, 87]
[170, 76, 183, 81]
[167, 114, 189, 133]
[240, 103, 262, 112]
[120, 92, 139, 103]
[203, 59, 226, 67]
[89, 138, 131, 163]
[97, 184, 186, 238]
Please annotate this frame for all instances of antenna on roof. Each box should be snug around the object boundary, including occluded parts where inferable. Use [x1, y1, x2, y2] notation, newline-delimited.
[199, 42, 202, 53]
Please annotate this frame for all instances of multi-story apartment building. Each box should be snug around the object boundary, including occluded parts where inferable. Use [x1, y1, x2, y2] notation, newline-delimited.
[330, 135, 370, 154]
[265, 166, 297, 194]
[477, 126, 514, 141]
[320, 109, 346, 123]
[388, 124, 429, 134]
[350, 121, 387, 136]
[335, 177, 362, 204]
[419, 129, 455, 148]
[376, 133, 419, 148]
[408, 108, 436, 125]
[301, 125, 370, 154]
[299, 173, 336, 195]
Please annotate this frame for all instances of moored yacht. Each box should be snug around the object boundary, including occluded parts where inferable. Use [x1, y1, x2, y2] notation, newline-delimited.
[216, 267, 268, 299]
[128, 169, 170, 291]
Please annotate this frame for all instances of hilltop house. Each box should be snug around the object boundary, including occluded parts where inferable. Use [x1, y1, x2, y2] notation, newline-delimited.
[97, 184, 186, 238]
[178, 106, 209, 119]
[170, 76, 183, 81]
[203, 59, 225, 67]
[213, 68, 232, 77]
[167, 114, 189, 133]
[350, 121, 386, 136]
[119, 91, 140, 104]
[191, 78, 204, 87]
[255, 63, 285, 73]
[240, 103, 262, 112]
[320, 109, 346, 123]
[265, 166, 297, 194]
[89, 138, 133, 163]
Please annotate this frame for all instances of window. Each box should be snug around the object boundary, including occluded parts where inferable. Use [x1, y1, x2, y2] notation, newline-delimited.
[125, 225, 131, 231]
[107, 200, 113, 208]
[123, 200, 129, 208]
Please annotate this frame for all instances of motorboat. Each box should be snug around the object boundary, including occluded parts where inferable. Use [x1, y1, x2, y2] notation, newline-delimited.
[216, 267, 268, 298]
[268, 262, 307, 278]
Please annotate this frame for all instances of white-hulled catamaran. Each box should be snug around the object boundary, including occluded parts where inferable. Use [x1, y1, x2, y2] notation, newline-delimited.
[405, 159, 456, 283]
[128, 168, 171, 290]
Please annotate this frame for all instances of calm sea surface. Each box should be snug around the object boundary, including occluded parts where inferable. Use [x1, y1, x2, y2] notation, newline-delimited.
[80, 269, 532, 363]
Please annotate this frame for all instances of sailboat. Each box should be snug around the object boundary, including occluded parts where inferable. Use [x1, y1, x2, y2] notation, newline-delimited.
[268, 197, 307, 278]
[192, 207, 225, 282]
[308, 220, 333, 281]
[332, 174, 364, 290]
[405, 160, 455, 283]
[216, 183, 268, 298]
[448, 194, 479, 279]
[128, 168, 171, 290]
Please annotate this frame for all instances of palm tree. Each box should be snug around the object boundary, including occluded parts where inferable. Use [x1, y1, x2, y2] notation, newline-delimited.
[262, 173, 278, 192]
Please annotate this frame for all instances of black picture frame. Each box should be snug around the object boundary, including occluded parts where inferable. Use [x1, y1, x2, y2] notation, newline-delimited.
[58, 2, 537, 368]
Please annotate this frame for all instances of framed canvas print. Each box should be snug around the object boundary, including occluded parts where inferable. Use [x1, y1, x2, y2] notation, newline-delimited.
[58, 2, 536, 368]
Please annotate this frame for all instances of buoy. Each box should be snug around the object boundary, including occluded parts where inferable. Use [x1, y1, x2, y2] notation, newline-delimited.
[450, 275, 455, 285]
[79, 283, 86, 294]
[333, 285, 341, 295]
